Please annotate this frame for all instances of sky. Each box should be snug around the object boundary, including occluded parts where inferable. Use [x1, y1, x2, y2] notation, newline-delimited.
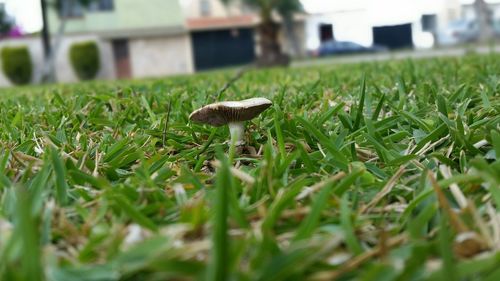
[1, 0, 499, 33]
[1, 0, 42, 33]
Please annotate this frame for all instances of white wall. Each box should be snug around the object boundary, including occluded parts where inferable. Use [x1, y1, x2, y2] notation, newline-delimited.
[129, 34, 194, 78]
[0, 33, 196, 87]
[304, 0, 466, 51]
[0, 35, 116, 87]
[180, 0, 248, 18]
[305, 11, 374, 50]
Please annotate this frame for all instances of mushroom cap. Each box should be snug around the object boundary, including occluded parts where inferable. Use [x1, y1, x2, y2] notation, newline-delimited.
[189, 97, 272, 127]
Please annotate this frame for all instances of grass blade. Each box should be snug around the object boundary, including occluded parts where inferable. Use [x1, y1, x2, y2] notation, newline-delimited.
[208, 147, 231, 281]
[50, 148, 68, 205]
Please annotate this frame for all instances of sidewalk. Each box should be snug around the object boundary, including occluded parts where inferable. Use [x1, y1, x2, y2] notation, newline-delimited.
[292, 44, 500, 68]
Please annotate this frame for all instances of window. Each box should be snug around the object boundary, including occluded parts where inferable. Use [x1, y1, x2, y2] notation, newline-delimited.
[421, 14, 437, 32]
[89, 0, 114, 12]
[319, 24, 334, 43]
[200, 0, 211, 16]
[59, 0, 83, 18]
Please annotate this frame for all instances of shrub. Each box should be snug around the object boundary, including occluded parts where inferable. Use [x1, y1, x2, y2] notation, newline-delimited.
[1, 46, 32, 85]
[69, 41, 100, 80]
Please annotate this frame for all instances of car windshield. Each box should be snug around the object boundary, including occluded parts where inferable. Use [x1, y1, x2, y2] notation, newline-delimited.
[343, 42, 362, 48]
[324, 41, 360, 47]
[448, 20, 471, 29]
[320, 40, 335, 48]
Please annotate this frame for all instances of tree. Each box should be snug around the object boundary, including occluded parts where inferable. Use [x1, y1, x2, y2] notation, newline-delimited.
[39, 0, 93, 83]
[0, 4, 13, 37]
[474, 0, 494, 42]
[221, 0, 303, 67]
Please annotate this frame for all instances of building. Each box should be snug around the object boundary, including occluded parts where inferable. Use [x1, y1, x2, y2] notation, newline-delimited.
[304, 3, 419, 51]
[304, 0, 466, 51]
[0, 0, 194, 86]
[0, 0, 306, 87]
[182, 0, 306, 71]
[182, 0, 258, 70]
[48, 0, 194, 81]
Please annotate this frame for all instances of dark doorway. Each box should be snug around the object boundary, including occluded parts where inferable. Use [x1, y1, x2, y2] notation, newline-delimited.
[191, 28, 255, 71]
[319, 23, 334, 43]
[372, 23, 413, 50]
[112, 39, 131, 79]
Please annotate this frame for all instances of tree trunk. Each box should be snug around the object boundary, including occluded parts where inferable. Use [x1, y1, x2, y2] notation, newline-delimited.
[39, 0, 73, 83]
[39, 18, 67, 83]
[474, 0, 493, 42]
[39, 0, 56, 83]
[283, 16, 302, 58]
[40, 0, 51, 58]
[256, 19, 290, 68]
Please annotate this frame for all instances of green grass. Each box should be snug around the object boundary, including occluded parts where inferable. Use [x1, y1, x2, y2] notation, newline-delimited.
[0, 54, 499, 280]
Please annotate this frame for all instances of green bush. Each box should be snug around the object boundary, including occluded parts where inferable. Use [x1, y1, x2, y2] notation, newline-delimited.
[69, 41, 100, 80]
[1, 46, 32, 85]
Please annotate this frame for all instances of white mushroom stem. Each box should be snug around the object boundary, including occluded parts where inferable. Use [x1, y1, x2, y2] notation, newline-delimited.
[228, 121, 245, 146]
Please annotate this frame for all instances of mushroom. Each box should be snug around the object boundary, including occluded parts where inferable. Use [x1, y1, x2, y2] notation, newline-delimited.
[189, 97, 272, 146]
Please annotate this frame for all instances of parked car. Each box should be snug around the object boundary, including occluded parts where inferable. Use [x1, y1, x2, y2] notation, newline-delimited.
[494, 20, 500, 38]
[315, 40, 388, 57]
[437, 20, 480, 45]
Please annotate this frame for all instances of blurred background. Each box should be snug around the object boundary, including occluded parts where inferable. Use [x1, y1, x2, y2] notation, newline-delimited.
[0, 0, 499, 87]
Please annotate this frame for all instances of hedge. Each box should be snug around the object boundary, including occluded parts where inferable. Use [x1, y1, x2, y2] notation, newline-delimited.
[1, 46, 32, 85]
[69, 41, 100, 80]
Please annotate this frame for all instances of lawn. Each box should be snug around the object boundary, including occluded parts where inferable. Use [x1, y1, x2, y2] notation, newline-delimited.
[0, 54, 499, 281]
